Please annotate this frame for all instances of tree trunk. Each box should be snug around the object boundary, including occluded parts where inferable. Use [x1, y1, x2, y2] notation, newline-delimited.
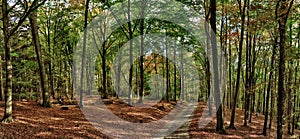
[29, 8, 50, 107]
[128, 0, 133, 105]
[263, 32, 277, 136]
[287, 23, 293, 135]
[138, 18, 144, 103]
[79, 0, 90, 108]
[0, 56, 4, 101]
[166, 30, 170, 103]
[210, 0, 225, 134]
[206, 58, 213, 116]
[262, 60, 267, 115]
[174, 42, 177, 102]
[1, 0, 13, 123]
[275, 1, 294, 138]
[229, 0, 246, 129]
[46, 12, 55, 99]
[101, 43, 107, 99]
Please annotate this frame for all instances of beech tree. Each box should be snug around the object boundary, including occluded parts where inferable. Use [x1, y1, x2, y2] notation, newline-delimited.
[1, 0, 46, 123]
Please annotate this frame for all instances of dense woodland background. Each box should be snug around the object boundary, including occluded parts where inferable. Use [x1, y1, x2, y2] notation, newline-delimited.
[0, 0, 300, 138]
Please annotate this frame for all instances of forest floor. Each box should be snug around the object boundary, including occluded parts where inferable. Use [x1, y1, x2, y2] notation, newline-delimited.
[0, 100, 299, 138]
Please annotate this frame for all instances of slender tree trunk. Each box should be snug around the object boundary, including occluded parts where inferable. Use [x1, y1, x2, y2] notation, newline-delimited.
[180, 46, 184, 101]
[229, 0, 246, 129]
[128, 0, 133, 105]
[29, 9, 50, 107]
[206, 58, 213, 116]
[269, 84, 274, 129]
[79, 0, 90, 108]
[46, 12, 55, 99]
[0, 56, 4, 101]
[249, 34, 256, 123]
[287, 23, 293, 135]
[166, 29, 170, 102]
[210, 0, 225, 133]
[244, 29, 250, 127]
[262, 60, 267, 115]
[174, 44, 176, 102]
[101, 43, 107, 99]
[138, 18, 144, 103]
[263, 32, 277, 136]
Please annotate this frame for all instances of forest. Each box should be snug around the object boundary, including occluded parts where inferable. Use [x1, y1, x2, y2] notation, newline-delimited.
[0, 0, 300, 138]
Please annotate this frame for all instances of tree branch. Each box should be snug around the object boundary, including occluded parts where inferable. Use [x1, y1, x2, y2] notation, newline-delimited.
[8, 0, 47, 39]
[6, 0, 21, 15]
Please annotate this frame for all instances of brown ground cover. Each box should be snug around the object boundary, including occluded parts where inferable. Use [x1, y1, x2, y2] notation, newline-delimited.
[0, 100, 298, 138]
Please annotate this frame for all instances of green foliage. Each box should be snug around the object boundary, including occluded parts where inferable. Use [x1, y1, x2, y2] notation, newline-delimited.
[14, 92, 37, 101]
[11, 52, 19, 57]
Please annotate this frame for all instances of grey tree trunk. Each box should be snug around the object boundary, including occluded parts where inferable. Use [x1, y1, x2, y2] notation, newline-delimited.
[79, 0, 90, 108]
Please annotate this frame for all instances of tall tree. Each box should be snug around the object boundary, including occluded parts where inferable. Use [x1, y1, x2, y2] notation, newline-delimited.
[29, 5, 50, 107]
[1, 0, 46, 123]
[128, 0, 133, 105]
[263, 31, 277, 136]
[79, 0, 90, 108]
[210, 0, 225, 134]
[229, 0, 247, 129]
[275, 0, 294, 138]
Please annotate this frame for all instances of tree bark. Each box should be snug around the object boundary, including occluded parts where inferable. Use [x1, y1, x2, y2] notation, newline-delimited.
[0, 56, 4, 101]
[128, 0, 133, 105]
[210, 0, 225, 134]
[138, 18, 145, 103]
[263, 33, 277, 135]
[29, 8, 50, 107]
[1, 0, 13, 123]
[275, 0, 294, 138]
[229, 0, 246, 129]
[79, 0, 90, 108]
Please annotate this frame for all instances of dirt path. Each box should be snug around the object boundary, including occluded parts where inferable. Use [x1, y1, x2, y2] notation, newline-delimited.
[164, 104, 197, 139]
